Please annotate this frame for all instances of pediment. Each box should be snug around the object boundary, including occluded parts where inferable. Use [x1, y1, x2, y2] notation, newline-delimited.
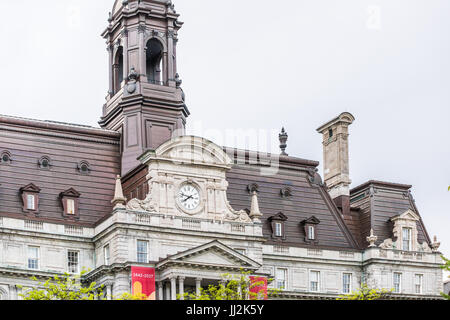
[157, 240, 261, 270]
[390, 209, 420, 222]
[301, 216, 321, 225]
[269, 212, 288, 222]
[59, 188, 81, 198]
[20, 183, 41, 193]
[141, 136, 232, 168]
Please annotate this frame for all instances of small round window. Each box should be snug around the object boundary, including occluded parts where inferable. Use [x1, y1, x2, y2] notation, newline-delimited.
[39, 157, 51, 169]
[1, 151, 11, 164]
[78, 161, 90, 174]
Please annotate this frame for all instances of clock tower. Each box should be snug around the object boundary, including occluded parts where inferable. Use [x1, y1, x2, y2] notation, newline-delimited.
[99, 0, 189, 176]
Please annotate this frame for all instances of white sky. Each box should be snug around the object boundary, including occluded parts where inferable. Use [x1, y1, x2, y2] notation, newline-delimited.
[0, 0, 448, 276]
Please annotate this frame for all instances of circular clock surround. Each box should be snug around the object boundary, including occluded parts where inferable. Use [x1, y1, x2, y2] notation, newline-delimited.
[176, 182, 202, 214]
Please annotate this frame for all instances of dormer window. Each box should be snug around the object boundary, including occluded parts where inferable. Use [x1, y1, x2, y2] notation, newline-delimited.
[38, 156, 51, 170]
[60, 188, 81, 218]
[20, 183, 41, 214]
[77, 161, 90, 175]
[269, 213, 288, 240]
[390, 209, 420, 252]
[1, 151, 11, 164]
[301, 216, 320, 244]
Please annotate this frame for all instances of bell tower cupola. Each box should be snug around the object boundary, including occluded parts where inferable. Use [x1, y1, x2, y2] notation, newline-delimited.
[100, 0, 189, 176]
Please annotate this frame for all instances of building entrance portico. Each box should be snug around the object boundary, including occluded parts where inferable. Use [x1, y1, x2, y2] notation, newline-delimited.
[155, 240, 263, 300]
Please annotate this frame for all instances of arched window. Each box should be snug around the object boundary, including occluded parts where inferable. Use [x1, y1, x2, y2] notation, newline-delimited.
[146, 39, 164, 84]
[113, 46, 124, 94]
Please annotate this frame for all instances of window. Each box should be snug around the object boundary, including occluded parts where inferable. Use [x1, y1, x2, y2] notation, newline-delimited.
[275, 223, 282, 237]
[276, 268, 287, 290]
[20, 183, 41, 213]
[60, 188, 81, 218]
[28, 246, 39, 270]
[137, 240, 148, 263]
[68, 251, 79, 274]
[78, 161, 90, 175]
[310, 271, 320, 292]
[308, 226, 315, 240]
[104, 245, 110, 265]
[393, 272, 402, 293]
[414, 274, 423, 294]
[27, 195, 36, 210]
[1, 151, 11, 164]
[402, 228, 412, 251]
[343, 273, 352, 294]
[38, 156, 51, 170]
[66, 199, 75, 215]
[146, 39, 164, 84]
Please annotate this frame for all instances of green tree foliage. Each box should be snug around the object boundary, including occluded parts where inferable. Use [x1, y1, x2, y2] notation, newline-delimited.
[19, 269, 145, 300]
[337, 284, 393, 300]
[18, 269, 104, 300]
[440, 256, 450, 300]
[179, 270, 279, 300]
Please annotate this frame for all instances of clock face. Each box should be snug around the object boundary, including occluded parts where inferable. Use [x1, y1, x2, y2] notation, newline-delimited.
[178, 184, 201, 211]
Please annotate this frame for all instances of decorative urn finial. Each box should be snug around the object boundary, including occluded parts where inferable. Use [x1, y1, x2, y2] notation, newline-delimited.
[431, 235, 441, 252]
[279, 127, 288, 156]
[366, 229, 378, 248]
[249, 191, 263, 221]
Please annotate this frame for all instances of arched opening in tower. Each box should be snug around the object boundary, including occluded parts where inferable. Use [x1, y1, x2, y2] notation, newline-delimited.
[146, 39, 164, 84]
[114, 46, 124, 94]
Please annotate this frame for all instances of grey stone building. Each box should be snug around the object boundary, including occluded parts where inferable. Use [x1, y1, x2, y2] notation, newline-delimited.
[0, 0, 444, 300]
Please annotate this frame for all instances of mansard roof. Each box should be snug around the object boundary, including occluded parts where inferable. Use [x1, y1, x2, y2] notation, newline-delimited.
[349, 180, 432, 248]
[0, 115, 121, 227]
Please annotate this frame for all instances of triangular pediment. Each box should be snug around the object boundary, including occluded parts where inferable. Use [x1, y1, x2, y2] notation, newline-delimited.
[60, 188, 81, 198]
[269, 212, 288, 222]
[302, 216, 321, 225]
[20, 183, 41, 193]
[391, 209, 420, 222]
[157, 240, 261, 270]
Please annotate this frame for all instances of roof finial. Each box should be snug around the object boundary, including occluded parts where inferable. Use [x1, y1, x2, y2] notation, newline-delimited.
[111, 175, 127, 210]
[279, 127, 288, 156]
[249, 191, 263, 221]
[431, 235, 441, 252]
[366, 229, 378, 247]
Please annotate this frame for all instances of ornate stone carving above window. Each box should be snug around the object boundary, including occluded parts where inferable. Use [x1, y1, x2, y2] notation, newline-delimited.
[19, 183, 41, 214]
[301, 216, 320, 244]
[59, 188, 81, 219]
[269, 212, 288, 241]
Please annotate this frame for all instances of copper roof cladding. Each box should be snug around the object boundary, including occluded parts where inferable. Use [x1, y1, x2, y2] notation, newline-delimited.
[349, 180, 432, 248]
[223, 147, 359, 251]
[0, 115, 121, 227]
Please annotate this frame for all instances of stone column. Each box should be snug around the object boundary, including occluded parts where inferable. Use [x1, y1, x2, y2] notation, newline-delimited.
[107, 45, 114, 97]
[122, 29, 129, 83]
[158, 282, 164, 300]
[166, 30, 175, 86]
[8, 284, 16, 300]
[16, 285, 22, 301]
[106, 283, 113, 300]
[170, 276, 177, 300]
[165, 281, 171, 300]
[138, 25, 146, 81]
[178, 277, 185, 300]
[195, 278, 202, 296]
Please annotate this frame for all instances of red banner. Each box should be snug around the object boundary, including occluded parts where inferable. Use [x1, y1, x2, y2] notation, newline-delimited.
[131, 267, 156, 300]
[249, 276, 268, 300]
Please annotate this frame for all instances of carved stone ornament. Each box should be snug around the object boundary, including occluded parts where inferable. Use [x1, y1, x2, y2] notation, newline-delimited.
[431, 236, 441, 252]
[126, 194, 159, 213]
[379, 238, 396, 250]
[126, 67, 139, 94]
[307, 168, 323, 187]
[280, 187, 292, 198]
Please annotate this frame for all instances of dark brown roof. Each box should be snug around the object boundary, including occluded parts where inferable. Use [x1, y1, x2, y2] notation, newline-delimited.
[350, 180, 432, 247]
[0, 115, 121, 227]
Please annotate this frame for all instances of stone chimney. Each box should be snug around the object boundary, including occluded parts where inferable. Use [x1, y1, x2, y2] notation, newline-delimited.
[316, 112, 355, 213]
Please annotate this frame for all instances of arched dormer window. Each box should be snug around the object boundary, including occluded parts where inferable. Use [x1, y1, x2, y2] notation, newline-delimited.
[113, 46, 124, 94]
[1, 151, 12, 165]
[146, 38, 164, 85]
[38, 156, 51, 170]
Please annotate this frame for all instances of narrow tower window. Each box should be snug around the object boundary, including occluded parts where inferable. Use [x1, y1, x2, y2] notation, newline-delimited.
[113, 46, 124, 94]
[146, 39, 164, 84]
